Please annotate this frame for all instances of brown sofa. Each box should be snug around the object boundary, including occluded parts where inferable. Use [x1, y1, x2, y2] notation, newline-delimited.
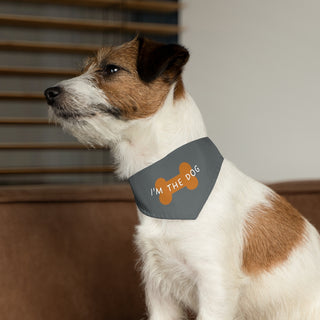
[0, 181, 319, 320]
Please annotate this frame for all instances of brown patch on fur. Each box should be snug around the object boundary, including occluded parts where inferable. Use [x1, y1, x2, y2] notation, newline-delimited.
[242, 193, 306, 275]
[174, 76, 186, 101]
[84, 39, 176, 120]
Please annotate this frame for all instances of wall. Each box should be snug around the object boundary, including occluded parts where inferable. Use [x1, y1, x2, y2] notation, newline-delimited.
[181, 0, 320, 183]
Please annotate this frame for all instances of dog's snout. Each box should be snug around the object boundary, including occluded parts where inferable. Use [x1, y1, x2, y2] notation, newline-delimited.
[44, 86, 61, 105]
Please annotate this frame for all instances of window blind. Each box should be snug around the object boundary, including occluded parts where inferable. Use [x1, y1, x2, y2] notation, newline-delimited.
[0, 0, 180, 185]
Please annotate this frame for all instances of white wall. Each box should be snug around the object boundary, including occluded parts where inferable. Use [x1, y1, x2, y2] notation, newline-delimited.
[181, 0, 320, 183]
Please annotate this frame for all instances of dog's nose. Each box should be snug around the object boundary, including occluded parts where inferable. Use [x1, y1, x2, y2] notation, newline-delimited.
[44, 86, 61, 105]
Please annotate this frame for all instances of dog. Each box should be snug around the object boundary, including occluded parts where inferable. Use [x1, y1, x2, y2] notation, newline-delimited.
[45, 37, 320, 319]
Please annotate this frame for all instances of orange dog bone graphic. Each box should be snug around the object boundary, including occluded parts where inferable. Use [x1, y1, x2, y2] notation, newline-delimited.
[155, 162, 199, 205]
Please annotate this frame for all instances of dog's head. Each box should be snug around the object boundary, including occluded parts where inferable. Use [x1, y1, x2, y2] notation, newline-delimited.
[44, 37, 189, 146]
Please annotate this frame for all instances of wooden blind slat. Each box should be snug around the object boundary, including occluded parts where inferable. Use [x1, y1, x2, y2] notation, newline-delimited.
[0, 118, 49, 125]
[0, 166, 114, 174]
[121, 21, 180, 35]
[0, 14, 180, 36]
[0, 67, 78, 77]
[122, 1, 180, 13]
[6, 0, 180, 13]
[0, 92, 44, 100]
[0, 41, 99, 54]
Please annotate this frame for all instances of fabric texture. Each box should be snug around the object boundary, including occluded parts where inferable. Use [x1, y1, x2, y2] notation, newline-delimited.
[128, 137, 224, 219]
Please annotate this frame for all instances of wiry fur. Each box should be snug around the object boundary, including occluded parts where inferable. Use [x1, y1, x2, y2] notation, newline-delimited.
[45, 38, 320, 319]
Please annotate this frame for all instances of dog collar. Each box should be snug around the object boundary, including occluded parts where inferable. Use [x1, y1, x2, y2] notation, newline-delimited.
[128, 137, 224, 220]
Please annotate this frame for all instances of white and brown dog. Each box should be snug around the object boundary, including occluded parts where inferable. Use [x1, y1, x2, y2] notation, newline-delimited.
[45, 37, 320, 319]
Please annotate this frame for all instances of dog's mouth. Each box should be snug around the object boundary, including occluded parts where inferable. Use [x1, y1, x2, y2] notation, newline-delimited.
[47, 101, 90, 121]
[49, 103, 95, 120]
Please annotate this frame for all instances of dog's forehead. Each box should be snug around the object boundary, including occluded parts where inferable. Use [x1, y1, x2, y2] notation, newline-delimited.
[96, 40, 139, 70]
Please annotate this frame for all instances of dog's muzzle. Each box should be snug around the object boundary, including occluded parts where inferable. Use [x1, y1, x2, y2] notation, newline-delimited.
[44, 86, 61, 106]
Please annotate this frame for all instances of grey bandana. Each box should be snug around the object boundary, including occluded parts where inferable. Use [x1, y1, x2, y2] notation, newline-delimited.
[128, 137, 223, 220]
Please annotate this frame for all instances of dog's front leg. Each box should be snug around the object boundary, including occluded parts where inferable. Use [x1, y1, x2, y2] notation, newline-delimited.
[145, 283, 184, 320]
[195, 266, 239, 320]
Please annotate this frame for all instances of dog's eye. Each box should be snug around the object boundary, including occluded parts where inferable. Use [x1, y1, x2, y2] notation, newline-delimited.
[102, 64, 121, 75]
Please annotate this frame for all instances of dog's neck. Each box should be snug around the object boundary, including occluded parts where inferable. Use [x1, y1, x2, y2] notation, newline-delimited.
[113, 85, 207, 179]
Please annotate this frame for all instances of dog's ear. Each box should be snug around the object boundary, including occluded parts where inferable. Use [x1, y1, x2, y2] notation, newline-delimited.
[137, 37, 189, 83]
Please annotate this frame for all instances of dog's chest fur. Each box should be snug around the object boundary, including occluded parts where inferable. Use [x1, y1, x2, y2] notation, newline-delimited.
[135, 224, 199, 310]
